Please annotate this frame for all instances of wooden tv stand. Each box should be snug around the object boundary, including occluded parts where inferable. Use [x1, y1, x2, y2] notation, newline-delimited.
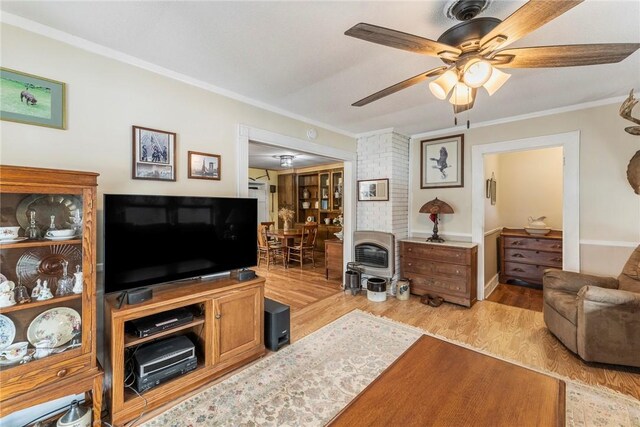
[104, 274, 265, 426]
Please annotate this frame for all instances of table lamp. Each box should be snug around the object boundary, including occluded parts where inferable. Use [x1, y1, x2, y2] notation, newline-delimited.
[419, 198, 454, 243]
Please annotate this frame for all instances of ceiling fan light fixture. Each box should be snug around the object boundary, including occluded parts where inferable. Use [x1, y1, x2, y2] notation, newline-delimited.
[429, 69, 458, 100]
[279, 155, 294, 168]
[483, 67, 511, 96]
[462, 58, 492, 88]
[449, 82, 474, 106]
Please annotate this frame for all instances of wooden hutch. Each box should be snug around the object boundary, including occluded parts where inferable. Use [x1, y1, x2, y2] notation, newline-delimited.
[277, 165, 343, 250]
[0, 165, 103, 425]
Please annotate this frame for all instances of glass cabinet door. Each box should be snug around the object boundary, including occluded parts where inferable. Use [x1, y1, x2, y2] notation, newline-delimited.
[319, 173, 330, 211]
[0, 192, 85, 372]
[331, 170, 343, 211]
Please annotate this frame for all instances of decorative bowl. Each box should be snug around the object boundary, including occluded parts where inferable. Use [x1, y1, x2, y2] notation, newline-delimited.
[301, 202, 311, 209]
[524, 227, 551, 235]
[45, 229, 75, 238]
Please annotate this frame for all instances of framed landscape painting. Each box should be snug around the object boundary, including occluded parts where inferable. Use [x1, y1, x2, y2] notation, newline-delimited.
[420, 134, 464, 189]
[0, 68, 66, 129]
[132, 125, 176, 181]
[188, 151, 221, 180]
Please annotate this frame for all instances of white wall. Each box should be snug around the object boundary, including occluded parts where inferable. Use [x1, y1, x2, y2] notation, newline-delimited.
[0, 23, 355, 425]
[411, 103, 640, 276]
[497, 147, 563, 229]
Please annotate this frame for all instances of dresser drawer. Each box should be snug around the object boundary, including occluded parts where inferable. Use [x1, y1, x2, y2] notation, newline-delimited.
[503, 236, 562, 252]
[0, 353, 91, 399]
[405, 272, 468, 295]
[401, 242, 470, 265]
[402, 257, 468, 280]
[502, 262, 549, 281]
[504, 248, 562, 268]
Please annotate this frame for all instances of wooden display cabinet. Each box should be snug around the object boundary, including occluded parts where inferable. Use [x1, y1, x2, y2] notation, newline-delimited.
[105, 275, 265, 426]
[0, 165, 102, 425]
[297, 173, 319, 223]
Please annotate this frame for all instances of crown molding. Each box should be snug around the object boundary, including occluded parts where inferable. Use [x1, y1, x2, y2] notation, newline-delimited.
[1, 12, 357, 139]
[410, 95, 628, 141]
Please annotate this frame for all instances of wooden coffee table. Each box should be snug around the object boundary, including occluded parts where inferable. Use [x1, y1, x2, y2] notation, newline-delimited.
[329, 335, 565, 426]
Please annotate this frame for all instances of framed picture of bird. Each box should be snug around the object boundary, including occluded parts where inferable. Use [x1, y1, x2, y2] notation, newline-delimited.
[420, 134, 464, 189]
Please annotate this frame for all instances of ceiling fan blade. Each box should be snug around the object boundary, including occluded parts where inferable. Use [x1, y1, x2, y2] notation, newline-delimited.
[493, 43, 640, 68]
[352, 67, 448, 107]
[479, 0, 584, 54]
[345, 23, 461, 60]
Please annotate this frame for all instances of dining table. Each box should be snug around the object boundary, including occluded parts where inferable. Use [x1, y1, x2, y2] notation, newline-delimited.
[266, 228, 303, 248]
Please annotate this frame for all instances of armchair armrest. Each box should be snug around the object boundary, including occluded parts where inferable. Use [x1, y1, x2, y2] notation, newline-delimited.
[543, 269, 618, 294]
[578, 286, 640, 307]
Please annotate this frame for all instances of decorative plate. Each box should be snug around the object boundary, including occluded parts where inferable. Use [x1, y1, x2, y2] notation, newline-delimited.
[0, 237, 28, 244]
[44, 235, 76, 242]
[16, 194, 82, 231]
[16, 244, 82, 291]
[0, 348, 34, 366]
[0, 314, 16, 351]
[27, 307, 81, 346]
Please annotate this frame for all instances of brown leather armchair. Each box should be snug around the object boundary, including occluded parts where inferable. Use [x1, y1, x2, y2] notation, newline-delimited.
[542, 245, 640, 367]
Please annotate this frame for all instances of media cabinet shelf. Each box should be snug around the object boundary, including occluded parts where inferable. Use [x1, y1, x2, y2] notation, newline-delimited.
[105, 275, 265, 426]
[124, 317, 206, 348]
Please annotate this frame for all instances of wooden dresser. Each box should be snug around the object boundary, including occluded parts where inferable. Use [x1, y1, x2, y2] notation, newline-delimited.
[399, 238, 478, 307]
[325, 239, 343, 279]
[499, 228, 563, 286]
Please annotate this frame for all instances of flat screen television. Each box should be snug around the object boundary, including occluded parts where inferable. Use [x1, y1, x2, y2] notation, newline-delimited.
[103, 194, 257, 294]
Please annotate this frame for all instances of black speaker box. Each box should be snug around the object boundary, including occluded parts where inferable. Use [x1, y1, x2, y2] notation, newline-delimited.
[127, 287, 153, 305]
[264, 298, 290, 351]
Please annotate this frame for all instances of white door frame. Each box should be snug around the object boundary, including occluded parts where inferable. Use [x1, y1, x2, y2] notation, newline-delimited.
[237, 125, 357, 271]
[471, 131, 580, 300]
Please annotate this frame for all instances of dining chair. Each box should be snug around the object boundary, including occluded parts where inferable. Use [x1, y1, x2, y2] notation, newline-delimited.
[287, 222, 318, 268]
[257, 224, 285, 269]
[261, 221, 278, 244]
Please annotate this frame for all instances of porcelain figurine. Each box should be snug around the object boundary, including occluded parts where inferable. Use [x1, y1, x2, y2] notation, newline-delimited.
[37, 280, 53, 301]
[0, 281, 16, 308]
[72, 265, 83, 294]
[31, 279, 42, 299]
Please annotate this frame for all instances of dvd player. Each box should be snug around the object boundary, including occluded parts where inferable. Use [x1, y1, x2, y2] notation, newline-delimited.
[126, 307, 194, 338]
[135, 355, 197, 393]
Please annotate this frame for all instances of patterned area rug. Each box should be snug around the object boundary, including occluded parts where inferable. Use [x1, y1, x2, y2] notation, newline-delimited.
[141, 310, 640, 427]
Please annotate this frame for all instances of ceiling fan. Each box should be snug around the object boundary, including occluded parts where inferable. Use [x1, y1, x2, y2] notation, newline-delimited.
[345, 0, 640, 114]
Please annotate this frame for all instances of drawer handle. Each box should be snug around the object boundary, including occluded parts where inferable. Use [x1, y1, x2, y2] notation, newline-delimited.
[215, 313, 222, 319]
[513, 268, 525, 272]
[512, 253, 525, 258]
[57, 369, 68, 378]
[551, 244, 561, 249]
[512, 241, 522, 246]
[407, 262, 412, 267]
[407, 247, 412, 251]
[551, 257, 562, 262]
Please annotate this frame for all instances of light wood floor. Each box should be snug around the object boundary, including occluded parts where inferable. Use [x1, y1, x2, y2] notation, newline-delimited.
[487, 283, 543, 312]
[257, 261, 640, 401]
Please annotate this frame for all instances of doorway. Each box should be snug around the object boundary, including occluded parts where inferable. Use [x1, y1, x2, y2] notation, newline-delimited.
[237, 125, 357, 273]
[471, 131, 580, 300]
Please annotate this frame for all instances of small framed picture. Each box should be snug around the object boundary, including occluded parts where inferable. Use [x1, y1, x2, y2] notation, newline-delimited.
[188, 151, 221, 180]
[420, 134, 464, 189]
[0, 67, 66, 129]
[132, 125, 176, 181]
[358, 178, 389, 201]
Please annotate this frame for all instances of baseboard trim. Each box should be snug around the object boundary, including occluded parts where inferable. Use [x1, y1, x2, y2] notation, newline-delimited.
[484, 274, 500, 299]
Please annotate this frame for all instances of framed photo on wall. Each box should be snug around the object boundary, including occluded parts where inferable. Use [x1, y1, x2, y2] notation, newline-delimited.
[358, 178, 389, 201]
[188, 151, 221, 180]
[132, 125, 176, 181]
[0, 67, 66, 129]
[420, 134, 464, 189]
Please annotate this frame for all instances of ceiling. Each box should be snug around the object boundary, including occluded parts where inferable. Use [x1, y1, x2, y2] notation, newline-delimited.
[2, 1, 639, 136]
[249, 141, 339, 171]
